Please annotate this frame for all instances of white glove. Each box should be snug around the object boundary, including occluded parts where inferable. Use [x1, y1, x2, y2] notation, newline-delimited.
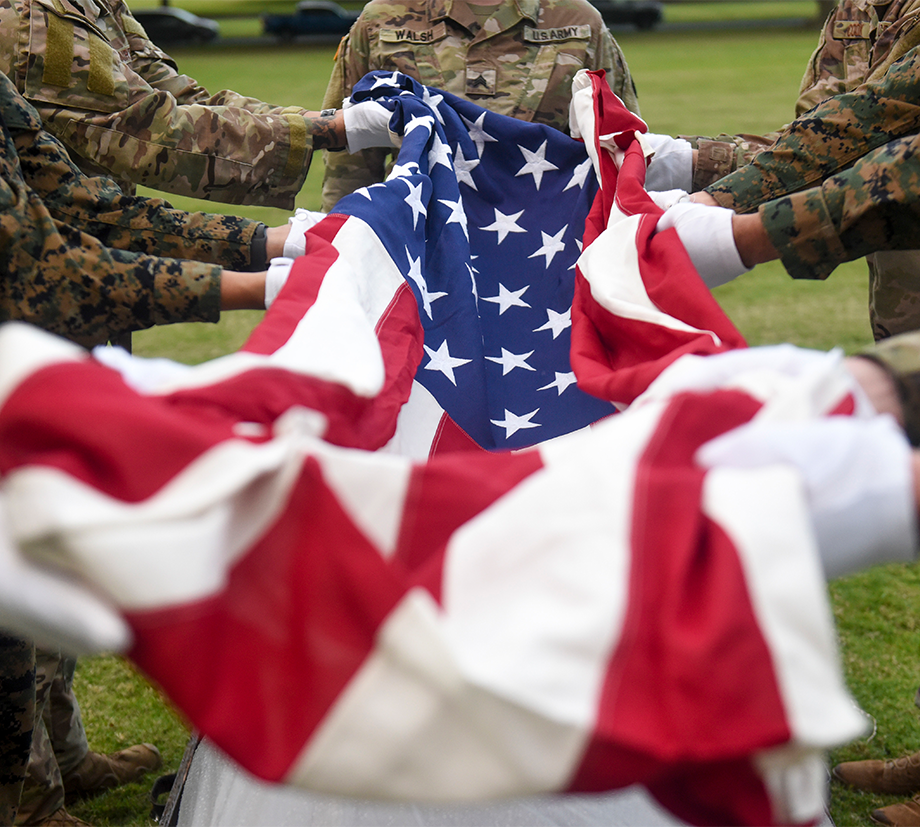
[264, 257, 294, 309]
[648, 188, 690, 211]
[284, 208, 325, 259]
[342, 100, 399, 153]
[642, 133, 693, 192]
[697, 415, 917, 579]
[657, 201, 750, 288]
[0, 505, 131, 655]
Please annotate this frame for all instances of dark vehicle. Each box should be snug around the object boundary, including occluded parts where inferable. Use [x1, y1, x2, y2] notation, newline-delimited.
[263, 1, 360, 39]
[592, 0, 663, 29]
[134, 8, 219, 47]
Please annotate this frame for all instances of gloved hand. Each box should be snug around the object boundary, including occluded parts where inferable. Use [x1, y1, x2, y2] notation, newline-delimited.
[0, 505, 131, 655]
[342, 100, 400, 153]
[642, 133, 693, 192]
[648, 188, 690, 211]
[656, 201, 750, 288]
[264, 257, 294, 309]
[697, 415, 917, 579]
[284, 208, 325, 259]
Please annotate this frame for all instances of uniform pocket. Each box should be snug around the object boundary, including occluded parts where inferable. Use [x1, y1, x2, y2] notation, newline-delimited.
[25, 0, 134, 114]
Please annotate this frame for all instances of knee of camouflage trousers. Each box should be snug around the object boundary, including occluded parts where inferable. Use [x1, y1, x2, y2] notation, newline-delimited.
[868, 250, 920, 341]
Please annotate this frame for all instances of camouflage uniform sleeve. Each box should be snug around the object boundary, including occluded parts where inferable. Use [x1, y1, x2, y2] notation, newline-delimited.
[21, 0, 316, 209]
[592, 27, 640, 116]
[1, 126, 224, 348]
[705, 45, 920, 213]
[15, 126, 261, 271]
[759, 133, 920, 281]
[320, 30, 392, 213]
[679, 132, 782, 191]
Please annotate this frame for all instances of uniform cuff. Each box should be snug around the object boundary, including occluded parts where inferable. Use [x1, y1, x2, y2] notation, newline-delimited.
[758, 189, 849, 281]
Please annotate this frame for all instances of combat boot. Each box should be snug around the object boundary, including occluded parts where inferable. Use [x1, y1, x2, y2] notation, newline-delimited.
[33, 807, 92, 826]
[872, 794, 920, 826]
[61, 744, 161, 805]
[834, 751, 920, 795]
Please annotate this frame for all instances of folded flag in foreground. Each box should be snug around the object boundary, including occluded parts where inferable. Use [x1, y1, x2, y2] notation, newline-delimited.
[0, 73, 868, 826]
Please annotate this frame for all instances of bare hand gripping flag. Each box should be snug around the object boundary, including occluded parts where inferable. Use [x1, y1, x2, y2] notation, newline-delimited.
[0, 72, 865, 826]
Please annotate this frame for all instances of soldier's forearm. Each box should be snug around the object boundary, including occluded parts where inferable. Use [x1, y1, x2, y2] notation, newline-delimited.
[220, 270, 270, 311]
[308, 109, 347, 151]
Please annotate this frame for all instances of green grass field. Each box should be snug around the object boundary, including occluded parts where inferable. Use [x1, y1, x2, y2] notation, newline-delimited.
[61, 20, 912, 827]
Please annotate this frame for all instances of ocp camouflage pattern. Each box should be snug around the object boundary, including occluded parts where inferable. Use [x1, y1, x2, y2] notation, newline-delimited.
[320, 0, 638, 210]
[0, 0, 317, 207]
[0, 636, 33, 827]
[0, 71, 260, 347]
[16, 651, 84, 825]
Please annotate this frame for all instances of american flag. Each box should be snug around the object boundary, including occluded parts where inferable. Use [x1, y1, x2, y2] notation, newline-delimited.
[328, 71, 616, 453]
[0, 72, 864, 827]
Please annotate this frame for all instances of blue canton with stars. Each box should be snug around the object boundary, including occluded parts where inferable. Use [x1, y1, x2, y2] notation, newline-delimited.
[333, 71, 615, 450]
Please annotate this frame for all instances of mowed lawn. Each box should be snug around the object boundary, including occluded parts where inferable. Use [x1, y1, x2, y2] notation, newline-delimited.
[71, 22, 912, 827]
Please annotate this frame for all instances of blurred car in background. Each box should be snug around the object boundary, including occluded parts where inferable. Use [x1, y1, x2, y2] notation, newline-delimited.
[134, 7, 220, 46]
[263, 1, 360, 39]
[592, 0, 663, 29]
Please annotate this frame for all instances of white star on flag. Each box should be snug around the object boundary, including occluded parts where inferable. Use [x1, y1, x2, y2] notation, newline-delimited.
[491, 408, 541, 438]
[486, 348, 536, 375]
[422, 86, 445, 122]
[402, 179, 427, 229]
[528, 225, 568, 268]
[534, 307, 571, 339]
[405, 248, 447, 318]
[481, 283, 531, 315]
[423, 340, 471, 386]
[370, 72, 401, 90]
[438, 198, 469, 239]
[428, 133, 453, 170]
[387, 161, 419, 179]
[452, 145, 480, 190]
[404, 114, 435, 136]
[461, 111, 498, 157]
[538, 371, 578, 395]
[481, 208, 526, 244]
[515, 140, 558, 190]
[563, 157, 593, 192]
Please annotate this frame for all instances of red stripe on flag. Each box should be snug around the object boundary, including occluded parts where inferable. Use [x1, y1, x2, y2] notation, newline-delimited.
[243, 214, 349, 356]
[570, 390, 788, 825]
[127, 455, 410, 781]
[394, 448, 545, 602]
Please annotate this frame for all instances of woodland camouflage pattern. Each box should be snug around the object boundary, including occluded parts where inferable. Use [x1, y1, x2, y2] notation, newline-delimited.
[686, 0, 920, 190]
[0, 71, 261, 347]
[708, 43, 920, 338]
[755, 132, 920, 279]
[0, 0, 318, 207]
[320, 0, 638, 211]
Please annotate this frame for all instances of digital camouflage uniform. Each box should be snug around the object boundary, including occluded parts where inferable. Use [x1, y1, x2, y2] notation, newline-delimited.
[688, 0, 920, 189]
[754, 132, 920, 280]
[686, 0, 920, 341]
[0, 0, 321, 208]
[0, 70, 264, 348]
[320, 0, 639, 211]
[705, 43, 920, 340]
